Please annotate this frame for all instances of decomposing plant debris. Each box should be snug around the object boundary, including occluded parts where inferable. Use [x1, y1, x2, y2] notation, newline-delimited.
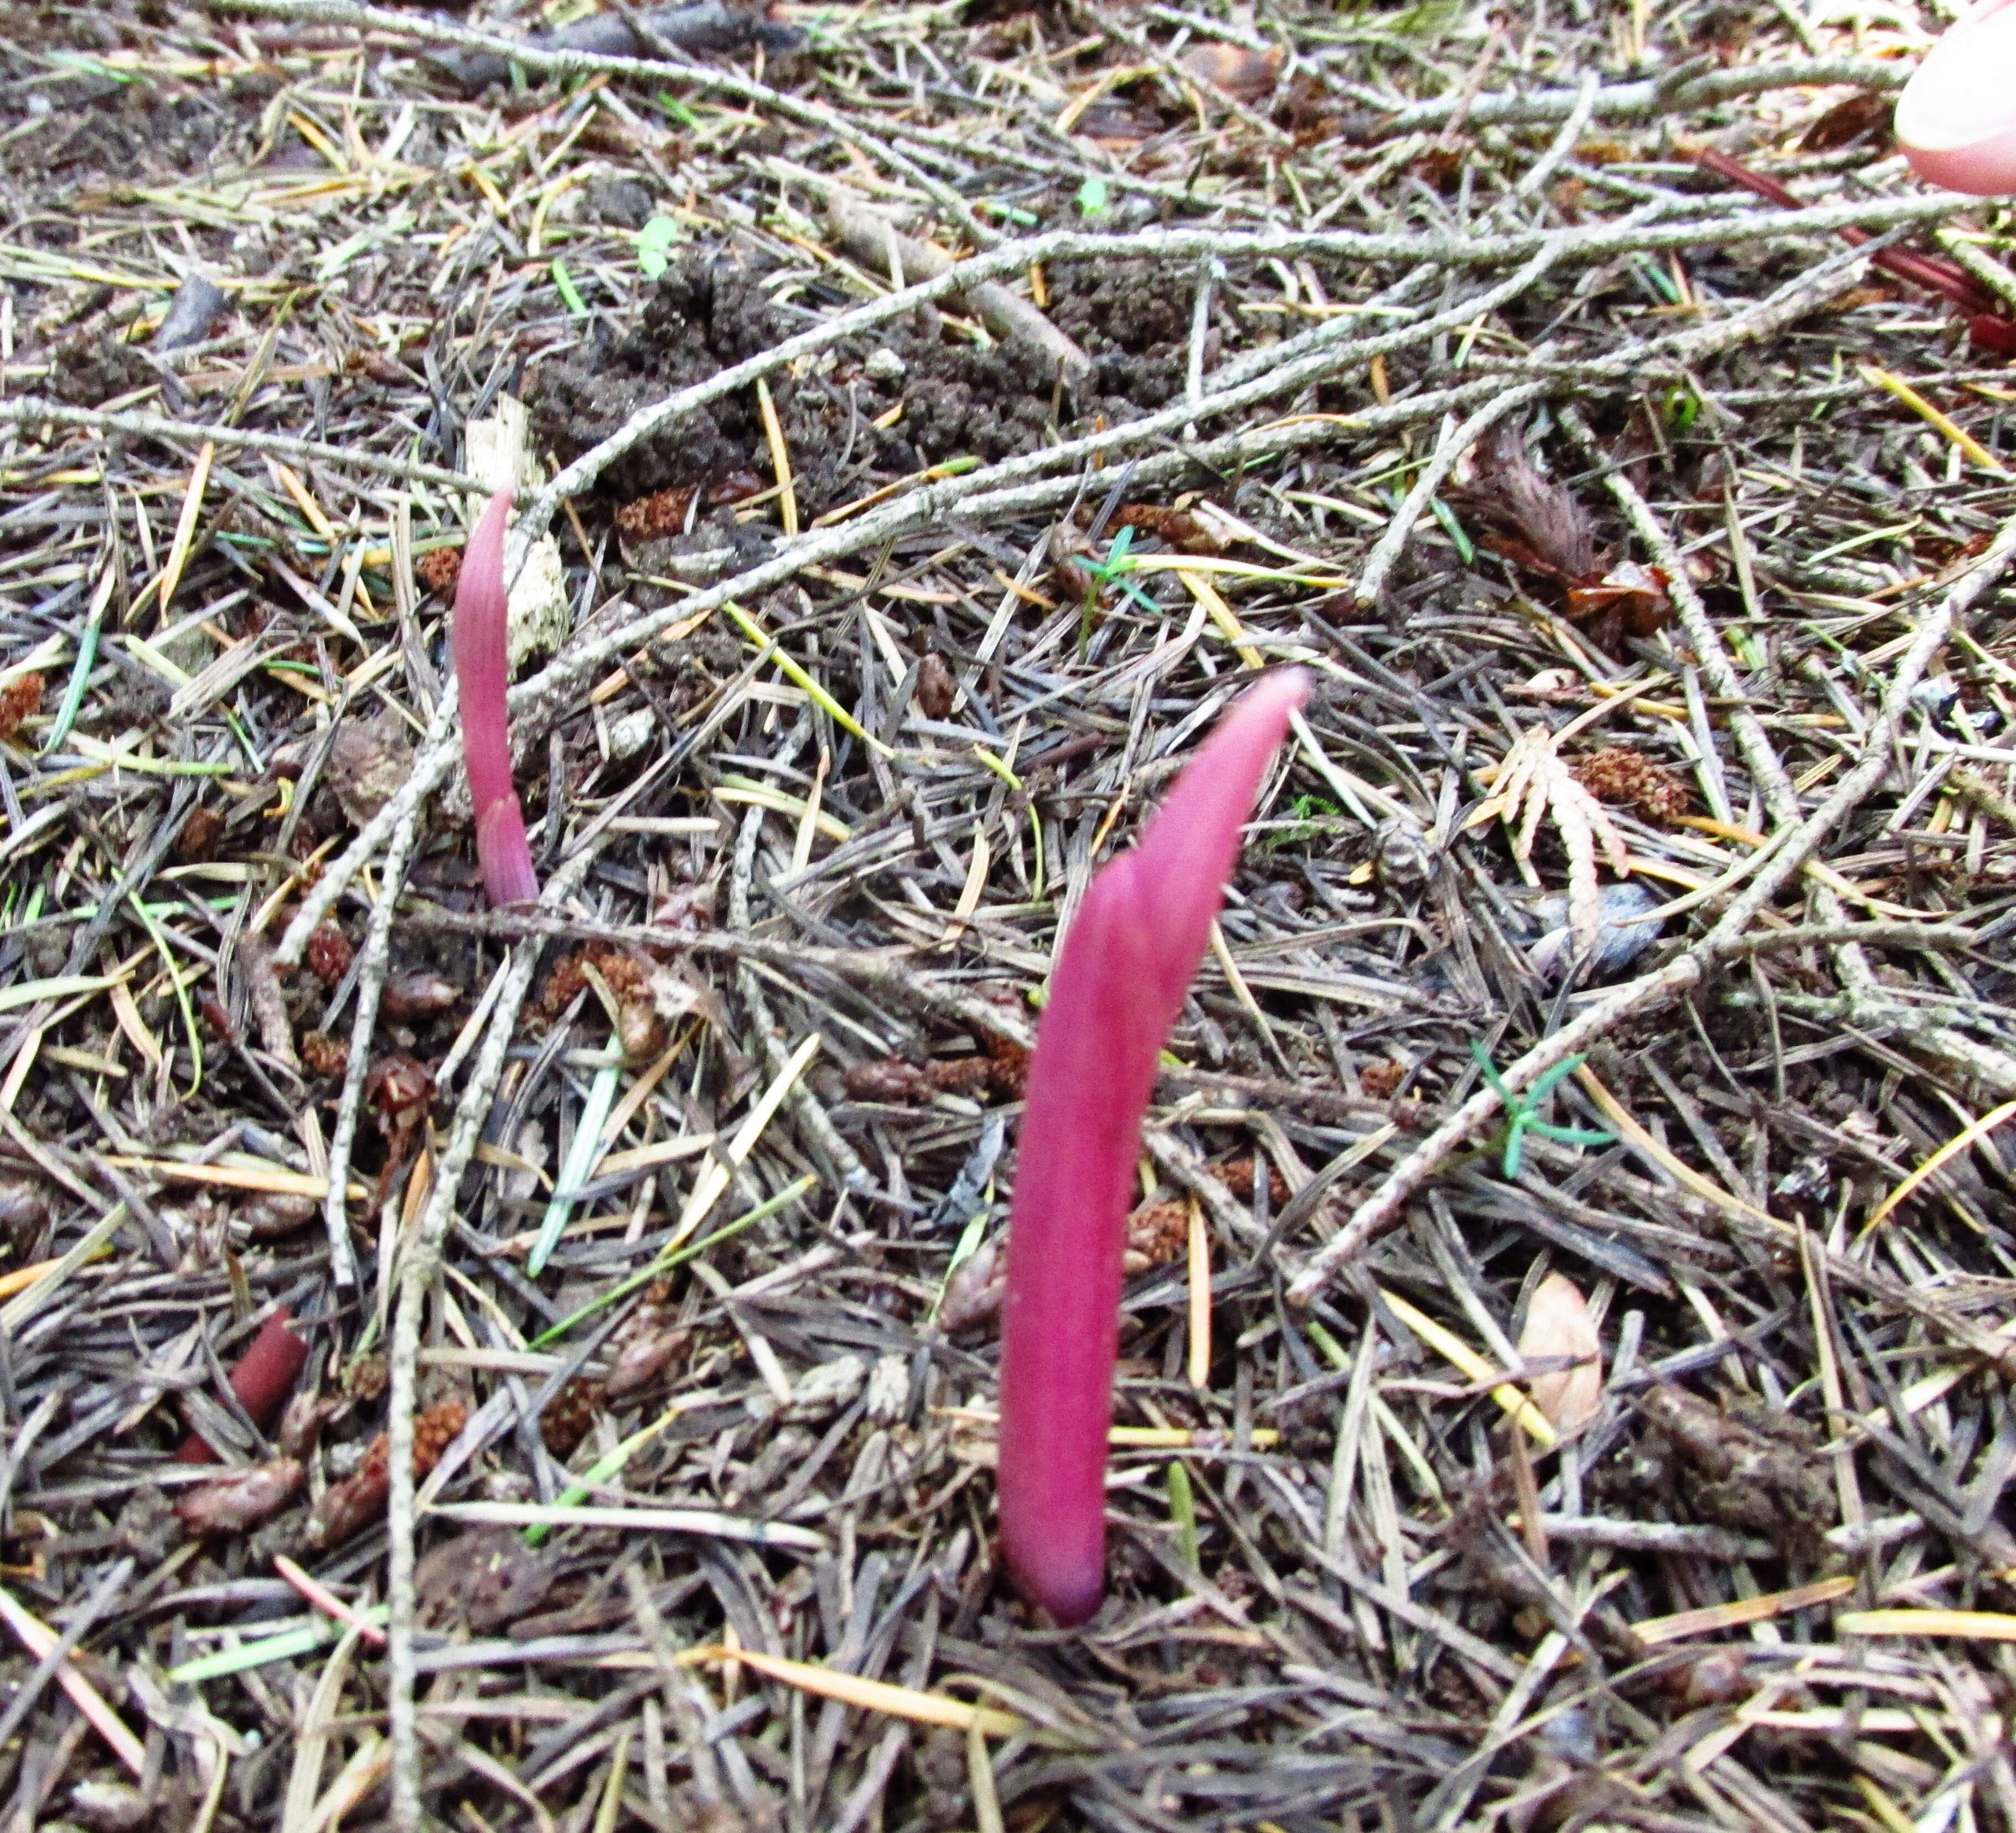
[0, 0, 2012, 1827]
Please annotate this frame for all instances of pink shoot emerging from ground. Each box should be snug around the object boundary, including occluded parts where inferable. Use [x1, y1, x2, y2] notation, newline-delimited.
[997, 669, 1308, 1625]
[454, 487, 540, 907]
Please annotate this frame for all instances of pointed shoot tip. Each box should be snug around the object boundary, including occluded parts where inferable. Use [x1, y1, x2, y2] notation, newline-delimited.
[997, 667, 1306, 1625]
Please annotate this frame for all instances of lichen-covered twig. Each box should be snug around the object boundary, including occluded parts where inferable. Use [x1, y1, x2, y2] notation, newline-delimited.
[1337, 52, 1906, 137]
[0, 396, 485, 495]
[1354, 383, 1545, 607]
[385, 842, 601, 1829]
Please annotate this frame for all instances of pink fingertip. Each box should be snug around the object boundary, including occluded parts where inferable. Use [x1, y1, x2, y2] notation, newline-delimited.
[1898, 0, 2016, 195]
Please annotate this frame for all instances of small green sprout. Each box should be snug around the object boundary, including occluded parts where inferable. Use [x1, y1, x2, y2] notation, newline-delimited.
[1076, 175, 1111, 219]
[1471, 1044, 1616, 1179]
[1167, 1461, 1199, 1568]
[636, 216, 679, 279]
[1082, 525, 1157, 607]
[1662, 384, 1702, 431]
[1075, 524, 1161, 651]
[1428, 496, 1474, 565]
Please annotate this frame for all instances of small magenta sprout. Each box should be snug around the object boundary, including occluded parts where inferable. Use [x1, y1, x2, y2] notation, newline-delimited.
[454, 486, 539, 907]
[997, 668, 1308, 1625]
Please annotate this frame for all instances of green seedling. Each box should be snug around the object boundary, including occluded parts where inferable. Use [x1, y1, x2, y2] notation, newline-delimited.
[1075, 525, 1161, 652]
[1167, 1461, 1199, 1568]
[1470, 1044, 1615, 1179]
[637, 216, 679, 279]
[551, 258, 587, 315]
[1428, 496, 1474, 564]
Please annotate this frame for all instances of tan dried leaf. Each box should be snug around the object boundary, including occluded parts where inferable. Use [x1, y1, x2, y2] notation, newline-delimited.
[325, 711, 413, 827]
[1517, 1272, 1603, 1435]
[1178, 42, 1284, 102]
[1449, 424, 1595, 582]
[938, 1235, 1006, 1333]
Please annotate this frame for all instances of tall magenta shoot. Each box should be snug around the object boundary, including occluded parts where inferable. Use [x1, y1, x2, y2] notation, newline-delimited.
[997, 669, 1308, 1625]
[454, 486, 540, 907]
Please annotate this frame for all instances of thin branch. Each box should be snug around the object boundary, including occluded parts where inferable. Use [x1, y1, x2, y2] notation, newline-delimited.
[0, 396, 484, 495]
[385, 843, 601, 1829]
[1340, 53, 1908, 136]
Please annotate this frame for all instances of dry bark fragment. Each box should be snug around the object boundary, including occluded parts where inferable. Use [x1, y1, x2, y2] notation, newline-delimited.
[176, 1458, 304, 1534]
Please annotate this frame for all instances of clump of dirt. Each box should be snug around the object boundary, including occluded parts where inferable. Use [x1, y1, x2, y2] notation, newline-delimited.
[50, 330, 154, 407]
[533, 252, 845, 508]
[1595, 1384, 1837, 1555]
[583, 175, 654, 228]
[1047, 258, 1192, 406]
[859, 324, 1059, 465]
[2, 57, 242, 201]
[534, 246, 1196, 519]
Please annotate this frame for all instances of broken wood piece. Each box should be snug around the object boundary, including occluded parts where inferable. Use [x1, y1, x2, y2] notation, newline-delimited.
[779, 164, 1093, 381]
[423, 0, 802, 94]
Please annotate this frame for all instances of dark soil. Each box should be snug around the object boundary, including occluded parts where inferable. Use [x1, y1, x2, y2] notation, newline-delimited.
[533, 252, 841, 507]
[49, 328, 157, 407]
[531, 247, 1198, 518]
[1047, 256, 1197, 405]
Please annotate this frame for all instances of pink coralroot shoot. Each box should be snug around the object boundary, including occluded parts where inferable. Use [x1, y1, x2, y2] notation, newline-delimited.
[997, 668, 1308, 1625]
[454, 487, 540, 906]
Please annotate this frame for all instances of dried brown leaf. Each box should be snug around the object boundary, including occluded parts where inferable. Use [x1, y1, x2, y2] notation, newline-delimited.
[1178, 42, 1283, 103]
[1564, 559, 1671, 638]
[176, 1457, 304, 1534]
[325, 711, 414, 826]
[1452, 425, 1596, 582]
[381, 971, 461, 1021]
[939, 1236, 1006, 1333]
[1517, 1273, 1603, 1434]
[845, 1059, 937, 1104]
[1110, 504, 1227, 554]
[1800, 91, 1892, 153]
[914, 653, 956, 721]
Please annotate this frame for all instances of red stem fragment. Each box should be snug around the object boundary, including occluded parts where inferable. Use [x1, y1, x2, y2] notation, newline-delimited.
[174, 1307, 309, 1463]
[1691, 148, 1998, 315]
[996, 670, 1307, 1626]
[454, 486, 540, 907]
